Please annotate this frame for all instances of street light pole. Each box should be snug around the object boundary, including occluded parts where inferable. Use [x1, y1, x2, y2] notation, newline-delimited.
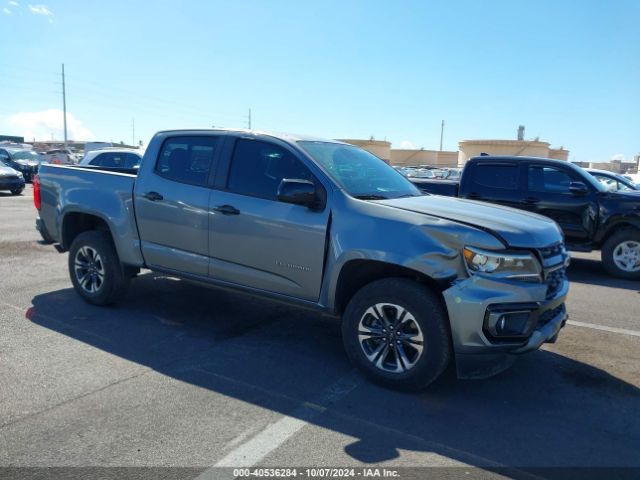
[62, 63, 68, 149]
[439, 120, 444, 151]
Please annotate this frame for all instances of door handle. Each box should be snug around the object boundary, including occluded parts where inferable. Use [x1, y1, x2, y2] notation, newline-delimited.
[214, 204, 240, 215]
[143, 191, 163, 201]
[467, 192, 480, 199]
[525, 197, 540, 204]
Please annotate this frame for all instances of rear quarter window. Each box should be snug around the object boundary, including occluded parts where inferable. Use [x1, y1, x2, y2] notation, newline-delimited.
[156, 136, 219, 186]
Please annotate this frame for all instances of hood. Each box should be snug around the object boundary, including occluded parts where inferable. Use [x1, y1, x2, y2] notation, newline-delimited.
[608, 190, 640, 199]
[15, 159, 39, 167]
[0, 165, 19, 176]
[377, 195, 562, 248]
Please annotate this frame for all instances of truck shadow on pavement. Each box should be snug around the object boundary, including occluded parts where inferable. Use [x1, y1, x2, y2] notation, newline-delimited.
[28, 273, 640, 478]
[567, 256, 639, 292]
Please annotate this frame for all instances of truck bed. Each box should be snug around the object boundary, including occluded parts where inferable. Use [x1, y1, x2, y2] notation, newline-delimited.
[37, 163, 143, 266]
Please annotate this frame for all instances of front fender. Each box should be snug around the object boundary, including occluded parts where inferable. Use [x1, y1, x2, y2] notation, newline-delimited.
[320, 193, 505, 312]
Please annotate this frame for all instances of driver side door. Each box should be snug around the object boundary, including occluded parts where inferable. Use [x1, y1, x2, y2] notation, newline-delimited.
[209, 137, 330, 302]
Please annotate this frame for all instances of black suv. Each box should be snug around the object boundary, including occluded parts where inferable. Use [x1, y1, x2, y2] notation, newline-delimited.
[413, 156, 640, 279]
[0, 148, 40, 182]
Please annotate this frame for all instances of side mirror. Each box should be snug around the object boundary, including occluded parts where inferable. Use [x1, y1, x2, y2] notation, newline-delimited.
[569, 181, 589, 195]
[277, 178, 318, 207]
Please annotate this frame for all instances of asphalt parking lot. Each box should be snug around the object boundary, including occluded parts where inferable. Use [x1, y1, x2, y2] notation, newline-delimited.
[1, 186, 639, 479]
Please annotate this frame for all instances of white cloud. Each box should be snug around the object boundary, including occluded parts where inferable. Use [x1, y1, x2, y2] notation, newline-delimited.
[9, 109, 95, 141]
[611, 153, 626, 161]
[3, 7, 11, 14]
[8, 1, 19, 6]
[399, 140, 416, 149]
[28, 4, 52, 16]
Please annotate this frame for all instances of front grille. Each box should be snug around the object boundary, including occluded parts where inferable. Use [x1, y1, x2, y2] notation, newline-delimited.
[538, 242, 568, 299]
[545, 267, 566, 299]
[539, 303, 565, 326]
[538, 243, 564, 259]
[0, 174, 19, 180]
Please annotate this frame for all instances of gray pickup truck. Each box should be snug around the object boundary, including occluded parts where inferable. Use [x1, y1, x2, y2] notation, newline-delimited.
[35, 129, 570, 390]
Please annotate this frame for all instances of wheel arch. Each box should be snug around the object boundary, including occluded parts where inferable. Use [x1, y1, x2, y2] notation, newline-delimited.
[61, 211, 114, 251]
[597, 221, 640, 249]
[332, 259, 449, 317]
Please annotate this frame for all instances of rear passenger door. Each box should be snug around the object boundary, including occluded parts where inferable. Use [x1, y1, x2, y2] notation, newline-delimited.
[134, 135, 220, 276]
[209, 137, 330, 302]
[460, 161, 525, 209]
[523, 164, 598, 243]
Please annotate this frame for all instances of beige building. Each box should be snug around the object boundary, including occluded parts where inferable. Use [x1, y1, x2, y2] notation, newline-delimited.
[338, 138, 459, 167]
[579, 159, 638, 174]
[338, 139, 392, 163]
[389, 149, 458, 167]
[458, 139, 569, 165]
[340, 136, 569, 168]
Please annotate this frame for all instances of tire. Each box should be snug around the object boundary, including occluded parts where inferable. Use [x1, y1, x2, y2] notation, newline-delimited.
[342, 278, 451, 391]
[68, 231, 130, 305]
[10, 188, 24, 195]
[601, 229, 640, 280]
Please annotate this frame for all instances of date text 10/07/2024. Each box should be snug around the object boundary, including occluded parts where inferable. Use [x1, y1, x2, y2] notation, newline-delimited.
[232, 468, 400, 478]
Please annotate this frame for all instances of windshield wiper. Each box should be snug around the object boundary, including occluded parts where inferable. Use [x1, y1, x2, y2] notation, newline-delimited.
[354, 194, 388, 200]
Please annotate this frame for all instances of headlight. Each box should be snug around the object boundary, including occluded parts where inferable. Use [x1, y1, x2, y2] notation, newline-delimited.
[16, 171, 24, 179]
[463, 246, 541, 280]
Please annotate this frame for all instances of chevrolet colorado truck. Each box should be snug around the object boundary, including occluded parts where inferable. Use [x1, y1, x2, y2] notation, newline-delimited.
[412, 155, 640, 279]
[34, 130, 570, 390]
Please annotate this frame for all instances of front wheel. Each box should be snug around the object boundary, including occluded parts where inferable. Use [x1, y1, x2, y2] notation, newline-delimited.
[601, 229, 640, 280]
[68, 231, 130, 305]
[10, 188, 24, 195]
[342, 278, 452, 391]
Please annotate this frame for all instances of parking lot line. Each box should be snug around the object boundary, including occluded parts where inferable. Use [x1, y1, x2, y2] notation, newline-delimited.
[190, 367, 547, 480]
[197, 371, 361, 474]
[567, 320, 640, 338]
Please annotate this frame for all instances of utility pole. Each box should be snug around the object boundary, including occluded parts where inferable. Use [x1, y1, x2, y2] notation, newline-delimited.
[62, 63, 68, 149]
[439, 120, 445, 151]
[248, 108, 252, 130]
[132, 118, 135, 147]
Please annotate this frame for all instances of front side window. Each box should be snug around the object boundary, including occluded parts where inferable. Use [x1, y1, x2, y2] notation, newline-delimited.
[474, 164, 520, 190]
[592, 173, 633, 192]
[528, 166, 574, 193]
[298, 142, 419, 199]
[156, 136, 218, 186]
[227, 139, 313, 200]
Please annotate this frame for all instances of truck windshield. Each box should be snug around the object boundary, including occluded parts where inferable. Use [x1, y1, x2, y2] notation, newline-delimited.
[10, 151, 40, 161]
[298, 141, 421, 199]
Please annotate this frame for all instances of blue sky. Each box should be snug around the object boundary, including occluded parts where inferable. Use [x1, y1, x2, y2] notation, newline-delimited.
[1, 0, 638, 162]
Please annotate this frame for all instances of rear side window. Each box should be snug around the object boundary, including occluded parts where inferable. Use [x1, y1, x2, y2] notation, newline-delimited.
[528, 166, 573, 193]
[156, 136, 218, 186]
[474, 163, 519, 189]
[227, 139, 313, 200]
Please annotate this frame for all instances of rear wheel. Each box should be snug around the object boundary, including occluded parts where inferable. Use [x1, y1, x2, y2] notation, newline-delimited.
[68, 231, 130, 305]
[601, 229, 640, 280]
[342, 278, 451, 391]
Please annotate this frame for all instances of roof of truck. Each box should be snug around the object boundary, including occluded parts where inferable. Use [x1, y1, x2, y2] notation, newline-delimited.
[155, 128, 346, 145]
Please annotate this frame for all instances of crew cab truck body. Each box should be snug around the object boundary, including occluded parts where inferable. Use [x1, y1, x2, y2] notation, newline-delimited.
[412, 156, 640, 279]
[35, 130, 570, 389]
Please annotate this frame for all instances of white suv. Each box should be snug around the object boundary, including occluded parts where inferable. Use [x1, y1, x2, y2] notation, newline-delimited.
[80, 148, 142, 169]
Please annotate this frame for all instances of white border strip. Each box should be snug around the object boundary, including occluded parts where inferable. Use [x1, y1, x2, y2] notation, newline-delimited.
[567, 320, 640, 337]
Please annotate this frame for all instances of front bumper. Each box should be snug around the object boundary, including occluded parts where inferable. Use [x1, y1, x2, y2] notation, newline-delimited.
[443, 274, 569, 379]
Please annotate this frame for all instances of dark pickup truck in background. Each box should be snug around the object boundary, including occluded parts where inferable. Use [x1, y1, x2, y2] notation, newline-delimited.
[412, 156, 640, 279]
